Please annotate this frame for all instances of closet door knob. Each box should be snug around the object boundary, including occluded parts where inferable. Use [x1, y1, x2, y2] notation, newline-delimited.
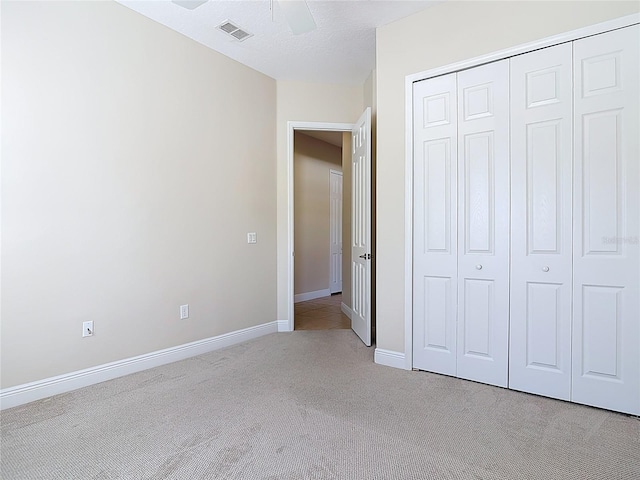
[476, 264, 483, 270]
[542, 266, 550, 272]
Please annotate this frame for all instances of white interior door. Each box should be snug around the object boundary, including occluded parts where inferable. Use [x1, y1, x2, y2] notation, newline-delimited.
[572, 25, 640, 415]
[456, 59, 510, 388]
[412, 73, 458, 376]
[351, 107, 372, 346]
[329, 170, 343, 294]
[509, 43, 573, 400]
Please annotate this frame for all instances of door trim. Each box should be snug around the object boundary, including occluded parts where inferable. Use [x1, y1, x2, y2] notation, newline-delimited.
[403, 13, 640, 371]
[286, 121, 353, 332]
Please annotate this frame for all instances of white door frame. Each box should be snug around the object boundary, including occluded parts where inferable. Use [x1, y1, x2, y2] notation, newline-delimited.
[286, 121, 353, 332]
[403, 14, 639, 371]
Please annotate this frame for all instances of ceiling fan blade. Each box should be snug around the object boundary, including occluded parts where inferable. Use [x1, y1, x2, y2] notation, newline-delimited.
[172, 0, 208, 10]
[278, 0, 317, 35]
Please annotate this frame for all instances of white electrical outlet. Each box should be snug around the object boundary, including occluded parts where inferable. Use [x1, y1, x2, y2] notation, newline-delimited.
[82, 321, 94, 337]
[247, 232, 257, 244]
[180, 304, 189, 320]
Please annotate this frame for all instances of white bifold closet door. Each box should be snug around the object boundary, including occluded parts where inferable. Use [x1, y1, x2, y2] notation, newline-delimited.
[572, 25, 639, 415]
[412, 61, 510, 388]
[413, 23, 639, 415]
[456, 60, 510, 387]
[509, 43, 573, 400]
[412, 73, 458, 377]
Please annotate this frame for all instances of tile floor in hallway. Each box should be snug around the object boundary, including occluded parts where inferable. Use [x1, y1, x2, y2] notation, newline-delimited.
[294, 293, 351, 330]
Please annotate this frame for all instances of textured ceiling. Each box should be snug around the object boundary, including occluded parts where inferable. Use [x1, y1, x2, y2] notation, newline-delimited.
[116, 0, 441, 85]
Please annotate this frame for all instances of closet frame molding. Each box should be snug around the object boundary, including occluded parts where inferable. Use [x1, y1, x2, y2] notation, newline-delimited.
[403, 13, 640, 371]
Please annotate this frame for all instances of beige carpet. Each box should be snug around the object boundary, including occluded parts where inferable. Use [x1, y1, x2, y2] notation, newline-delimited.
[1, 330, 639, 479]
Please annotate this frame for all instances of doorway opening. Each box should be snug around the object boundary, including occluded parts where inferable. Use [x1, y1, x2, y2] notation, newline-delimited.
[292, 129, 351, 331]
[286, 112, 372, 344]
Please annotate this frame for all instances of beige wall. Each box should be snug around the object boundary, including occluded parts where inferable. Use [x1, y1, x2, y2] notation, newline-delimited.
[363, 69, 376, 112]
[276, 81, 363, 320]
[1, 1, 277, 388]
[375, 1, 640, 353]
[294, 133, 342, 296]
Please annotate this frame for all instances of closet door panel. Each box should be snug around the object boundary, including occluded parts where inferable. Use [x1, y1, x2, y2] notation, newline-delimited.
[573, 25, 640, 415]
[456, 60, 510, 388]
[509, 43, 573, 400]
[413, 74, 458, 376]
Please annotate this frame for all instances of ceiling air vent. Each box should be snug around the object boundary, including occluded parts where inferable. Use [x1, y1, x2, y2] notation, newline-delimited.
[217, 20, 253, 42]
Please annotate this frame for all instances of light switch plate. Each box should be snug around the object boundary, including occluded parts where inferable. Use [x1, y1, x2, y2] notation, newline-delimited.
[247, 232, 257, 244]
[82, 321, 94, 337]
[180, 304, 189, 320]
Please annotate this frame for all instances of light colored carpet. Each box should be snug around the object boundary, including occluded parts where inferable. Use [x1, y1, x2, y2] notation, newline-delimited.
[1, 330, 639, 479]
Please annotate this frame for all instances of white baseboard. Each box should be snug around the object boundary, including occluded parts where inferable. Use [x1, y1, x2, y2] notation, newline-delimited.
[0, 321, 279, 410]
[374, 348, 408, 370]
[277, 319, 291, 332]
[341, 302, 353, 320]
[294, 289, 330, 303]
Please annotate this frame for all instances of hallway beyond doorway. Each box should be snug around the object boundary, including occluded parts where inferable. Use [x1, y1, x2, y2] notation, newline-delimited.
[294, 294, 350, 330]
